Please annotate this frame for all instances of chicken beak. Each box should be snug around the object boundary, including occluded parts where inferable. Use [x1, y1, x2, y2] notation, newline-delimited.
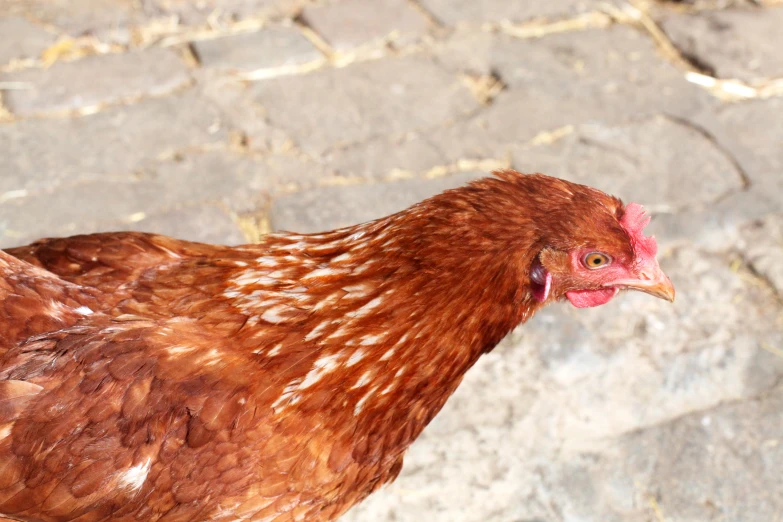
[612, 269, 675, 302]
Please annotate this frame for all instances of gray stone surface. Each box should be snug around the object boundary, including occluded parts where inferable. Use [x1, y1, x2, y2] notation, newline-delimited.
[743, 214, 783, 296]
[247, 55, 479, 155]
[4, 0, 139, 37]
[511, 116, 745, 212]
[116, 204, 247, 245]
[0, 89, 229, 195]
[695, 97, 783, 182]
[646, 186, 780, 252]
[1, 47, 191, 116]
[662, 6, 783, 81]
[0, 156, 267, 243]
[1, 0, 782, 520]
[193, 71, 295, 152]
[3, 0, 300, 38]
[141, 0, 302, 24]
[193, 27, 322, 71]
[436, 26, 717, 144]
[314, 118, 506, 181]
[0, 16, 57, 65]
[419, 0, 616, 25]
[645, 96, 783, 252]
[271, 172, 482, 232]
[0, 179, 163, 241]
[300, 0, 431, 50]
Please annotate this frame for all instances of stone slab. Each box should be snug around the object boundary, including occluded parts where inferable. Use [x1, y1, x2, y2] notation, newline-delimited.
[436, 26, 717, 145]
[247, 55, 479, 155]
[4, 0, 138, 37]
[315, 117, 506, 181]
[0, 152, 273, 247]
[646, 97, 783, 252]
[419, 0, 616, 25]
[193, 70, 295, 153]
[693, 97, 783, 182]
[1, 47, 191, 116]
[300, 0, 430, 51]
[116, 204, 247, 245]
[270, 172, 483, 232]
[192, 26, 321, 71]
[742, 214, 783, 297]
[662, 6, 783, 81]
[0, 16, 57, 65]
[142, 0, 302, 25]
[0, 89, 229, 195]
[511, 116, 745, 213]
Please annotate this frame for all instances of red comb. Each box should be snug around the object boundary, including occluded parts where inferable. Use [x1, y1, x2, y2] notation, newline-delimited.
[620, 203, 658, 258]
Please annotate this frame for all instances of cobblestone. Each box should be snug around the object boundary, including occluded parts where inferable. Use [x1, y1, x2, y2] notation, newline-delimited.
[419, 0, 619, 25]
[5, 0, 140, 38]
[0, 89, 228, 195]
[662, 6, 783, 81]
[696, 97, 783, 182]
[1, 47, 191, 116]
[0, 0, 781, 520]
[192, 26, 322, 71]
[315, 118, 505, 181]
[300, 0, 431, 51]
[0, 16, 57, 66]
[246, 55, 479, 155]
[511, 116, 744, 212]
[436, 26, 717, 145]
[141, 0, 303, 25]
[271, 172, 482, 232]
[115, 204, 248, 245]
[743, 215, 783, 296]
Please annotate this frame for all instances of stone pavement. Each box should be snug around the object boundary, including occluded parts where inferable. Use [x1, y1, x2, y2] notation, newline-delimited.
[1, 0, 782, 520]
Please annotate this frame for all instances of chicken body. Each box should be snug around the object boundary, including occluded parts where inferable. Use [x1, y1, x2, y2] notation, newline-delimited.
[0, 172, 673, 521]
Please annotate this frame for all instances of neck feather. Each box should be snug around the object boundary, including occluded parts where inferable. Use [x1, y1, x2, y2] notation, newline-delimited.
[224, 192, 544, 460]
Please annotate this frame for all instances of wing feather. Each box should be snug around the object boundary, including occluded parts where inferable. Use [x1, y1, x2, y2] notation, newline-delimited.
[5, 232, 231, 293]
[0, 251, 98, 351]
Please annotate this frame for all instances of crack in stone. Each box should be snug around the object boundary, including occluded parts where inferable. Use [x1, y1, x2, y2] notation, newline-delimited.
[405, 0, 446, 29]
[459, 70, 506, 105]
[0, 93, 13, 122]
[492, 11, 615, 39]
[602, 1, 700, 71]
[662, 114, 752, 189]
[292, 14, 337, 60]
[222, 196, 273, 244]
[686, 72, 783, 101]
[236, 58, 328, 81]
[606, 1, 783, 100]
[1, 77, 197, 121]
[299, 99, 489, 159]
[732, 249, 783, 302]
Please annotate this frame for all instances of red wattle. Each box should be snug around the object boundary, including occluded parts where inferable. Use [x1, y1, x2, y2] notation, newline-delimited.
[565, 288, 619, 308]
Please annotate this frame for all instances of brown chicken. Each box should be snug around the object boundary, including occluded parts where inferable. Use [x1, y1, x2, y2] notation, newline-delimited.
[0, 171, 674, 522]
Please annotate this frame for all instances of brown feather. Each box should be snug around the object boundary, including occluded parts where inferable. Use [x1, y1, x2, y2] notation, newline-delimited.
[0, 171, 668, 521]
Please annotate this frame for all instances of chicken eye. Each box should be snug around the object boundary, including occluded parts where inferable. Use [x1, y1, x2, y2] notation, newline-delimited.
[584, 252, 611, 269]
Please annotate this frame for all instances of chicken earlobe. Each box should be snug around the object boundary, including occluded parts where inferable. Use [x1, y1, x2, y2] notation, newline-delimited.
[530, 256, 552, 302]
